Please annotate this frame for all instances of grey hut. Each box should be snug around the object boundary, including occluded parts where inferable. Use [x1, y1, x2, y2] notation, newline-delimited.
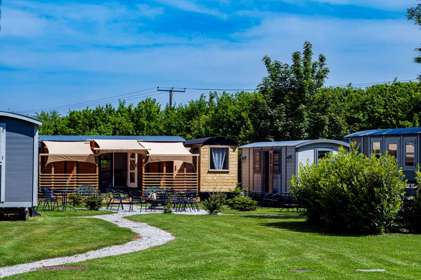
[345, 127, 421, 183]
[0, 112, 41, 219]
[240, 139, 349, 194]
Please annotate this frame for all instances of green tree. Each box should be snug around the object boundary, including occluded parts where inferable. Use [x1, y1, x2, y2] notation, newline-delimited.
[259, 41, 329, 139]
[408, 3, 421, 64]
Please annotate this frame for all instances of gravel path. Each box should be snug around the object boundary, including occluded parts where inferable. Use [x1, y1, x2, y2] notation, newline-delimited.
[0, 212, 175, 278]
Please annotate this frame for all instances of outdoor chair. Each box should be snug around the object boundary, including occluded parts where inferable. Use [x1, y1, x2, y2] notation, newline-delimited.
[38, 188, 59, 210]
[128, 189, 146, 212]
[106, 192, 125, 211]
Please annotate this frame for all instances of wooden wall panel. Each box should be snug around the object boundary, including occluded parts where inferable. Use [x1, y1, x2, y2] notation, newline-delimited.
[199, 145, 238, 192]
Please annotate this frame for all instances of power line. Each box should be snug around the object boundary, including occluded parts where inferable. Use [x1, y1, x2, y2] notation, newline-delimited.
[184, 87, 256, 92]
[18, 87, 156, 114]
[16, 78, 419, 115]
[328, 78, 418, 88]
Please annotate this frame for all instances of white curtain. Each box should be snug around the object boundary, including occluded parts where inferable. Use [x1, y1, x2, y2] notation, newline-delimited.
[212, 148, 227, 170]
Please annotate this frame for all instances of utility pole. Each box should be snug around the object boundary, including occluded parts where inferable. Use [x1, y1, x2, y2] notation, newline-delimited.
[157, 87, 186, 108]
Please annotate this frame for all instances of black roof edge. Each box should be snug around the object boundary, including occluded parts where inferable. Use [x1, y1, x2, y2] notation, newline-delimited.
[184, 136, 237, 146]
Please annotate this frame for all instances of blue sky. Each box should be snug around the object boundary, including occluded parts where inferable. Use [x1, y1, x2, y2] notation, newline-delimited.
[0, 0, 419, 114]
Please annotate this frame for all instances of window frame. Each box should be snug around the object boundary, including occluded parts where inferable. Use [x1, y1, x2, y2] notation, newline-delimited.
[209, 145, 230, 172]
[315, 148, 335, 164]
[404, 140, 416, 168]
[370, 138, 382, 158]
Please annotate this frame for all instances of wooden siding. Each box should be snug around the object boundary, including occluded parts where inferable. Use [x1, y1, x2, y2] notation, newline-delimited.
[198, 145, 238, 192]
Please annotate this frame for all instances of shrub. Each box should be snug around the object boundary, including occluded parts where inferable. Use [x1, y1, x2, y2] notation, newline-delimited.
[68, 193, 84, 207]
[397, 171, 421, 232]
[164, 202, 173, 214]
[291, 148, 406, 234]
[203, 193, 226, 215]
[85, 195, 103, 211]
[227, 195, 257, 211]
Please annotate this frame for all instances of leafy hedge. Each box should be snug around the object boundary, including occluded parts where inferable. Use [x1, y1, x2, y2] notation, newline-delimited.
[227, 195, 257, 211]
[397, 171, 421, 232]
[291, 149, 406, 234]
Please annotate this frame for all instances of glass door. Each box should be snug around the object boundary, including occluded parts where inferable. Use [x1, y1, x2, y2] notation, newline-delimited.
[127, 153, 138, 188]
[0, 124, 5, 203]
[99, 154, 113, 193]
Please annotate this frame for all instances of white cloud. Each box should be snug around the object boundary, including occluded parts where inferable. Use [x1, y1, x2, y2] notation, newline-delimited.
[1, 14, 419, 87]
[0, 2, 419, 111]
[154, 0, 225, 17]
[311, 0, 417, 10]
[137, 4, 165, 18]
[0, 8, 46, 37]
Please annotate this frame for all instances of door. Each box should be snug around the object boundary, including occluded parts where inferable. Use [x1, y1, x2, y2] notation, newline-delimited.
[99, 154, 113, 192]
[0, 124, 5, 203]
[272, 150, 281, 193]
[261, 151, 270, 193]
[127, 153, 138, 188]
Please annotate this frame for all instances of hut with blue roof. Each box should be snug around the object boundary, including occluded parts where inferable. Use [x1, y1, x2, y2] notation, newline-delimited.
[345, 127, 421, 183]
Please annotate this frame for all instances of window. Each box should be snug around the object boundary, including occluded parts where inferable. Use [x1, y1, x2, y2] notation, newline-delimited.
[273, 151, 281, 174]
[210, 147, 229, 171]
[405, 142, 415, 166]
[372, 141, 381, 157]
[253, 151, 261, 173]
[317, 150, 331, 160]
[387, 143, 398, 158]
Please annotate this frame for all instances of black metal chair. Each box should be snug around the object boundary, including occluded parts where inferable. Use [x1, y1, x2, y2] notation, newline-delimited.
[128, 189, 145, 212]
[38, 188, 59, 210]
[106, 192, 125, 211]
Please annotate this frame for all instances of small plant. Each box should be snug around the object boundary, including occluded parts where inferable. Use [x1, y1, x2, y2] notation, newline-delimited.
[85, 195, 103, 211]
[68, 193, 84, 207]
[203, 193, 226, 215]
[164, 202, 173, 214]
[227, 195, 257, 211]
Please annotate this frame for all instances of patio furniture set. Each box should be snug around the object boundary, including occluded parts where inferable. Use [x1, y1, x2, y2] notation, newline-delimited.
[38, 186, 200, 213]
[106, 189, 200, 212]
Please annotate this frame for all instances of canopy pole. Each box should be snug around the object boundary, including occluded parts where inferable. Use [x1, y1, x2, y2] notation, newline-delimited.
[112, 152, 115, 188]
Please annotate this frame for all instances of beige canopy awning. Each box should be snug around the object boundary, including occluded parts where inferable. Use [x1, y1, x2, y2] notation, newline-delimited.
[43, 141, 96, 165]
[93, 139, 147, 154]
[139, 141, 196, 164]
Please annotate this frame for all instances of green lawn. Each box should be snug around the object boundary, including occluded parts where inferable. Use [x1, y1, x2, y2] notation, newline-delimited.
[0, 210, 134, 267]
[8, 208, 421, 280]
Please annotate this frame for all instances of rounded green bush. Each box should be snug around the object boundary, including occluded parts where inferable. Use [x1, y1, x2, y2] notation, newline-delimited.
[291, 148, 406, 234]
[84, 195, 103, 211]
[227, 195, 257, 211]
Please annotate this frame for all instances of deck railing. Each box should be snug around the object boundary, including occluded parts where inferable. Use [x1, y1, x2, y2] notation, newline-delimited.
[39, 173, 99, 191]
[142, 172, 198, 192]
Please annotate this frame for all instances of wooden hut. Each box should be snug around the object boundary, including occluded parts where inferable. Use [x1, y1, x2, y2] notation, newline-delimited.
[184, 137, 238, 193]
[39, 136, 199, 194]
[240, 139, 349, 194]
